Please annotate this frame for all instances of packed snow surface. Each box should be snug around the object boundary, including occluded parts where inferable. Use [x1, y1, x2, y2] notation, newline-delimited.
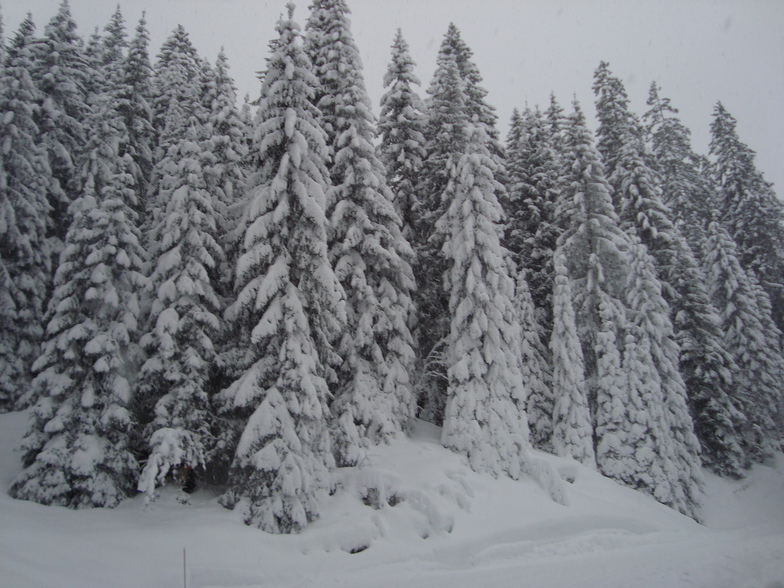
[1, 411, 782, 587]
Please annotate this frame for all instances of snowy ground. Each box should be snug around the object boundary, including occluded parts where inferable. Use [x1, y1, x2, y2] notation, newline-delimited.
[1, 411, 783, 588]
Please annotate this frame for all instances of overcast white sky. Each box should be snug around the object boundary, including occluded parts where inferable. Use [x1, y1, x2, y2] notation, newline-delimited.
[5, 0, 784, 195]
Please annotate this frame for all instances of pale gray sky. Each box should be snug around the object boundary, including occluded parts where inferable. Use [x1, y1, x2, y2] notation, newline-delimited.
[5, 0, 784, 195]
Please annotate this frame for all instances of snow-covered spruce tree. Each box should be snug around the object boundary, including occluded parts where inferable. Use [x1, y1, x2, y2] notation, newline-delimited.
[29, 0, 91, 245]
[147, 25, 206, 235]
[202, 48, 249, 294]
[377, 28, 427, 241]
[414, 49, 466, 423]
[556, 100, 629, 424]
[549, 254, 594, 465]
[504, 105, 561, 343]
[136, 110, 226, 498]
[503, 107, 527, 254]
[151, 24, 199, 121]
[557, 100, 687, 510]
[504, 112, 555, 451]
[703, 221, 783, 463]
[595, 67, 744, 477]
[217, 7, 346, 533]
[120, 13, 155, 219]
[545, 93, 567, 156]
[559, 99, 704, 516]
[437, 123, 530, 478]
[0, 16, 53, 411]
[592, 62, 637, 194]
[100, 5, 126, 67]
[710, 102, 784, 333]
[624, 237, 704, 518]
[644, 83, 715, 250]
[304, 0, 417, 466]
[515, 270, 553, 452]
[151, 25, 203, 147]
[645, 86, 747, 477]
[436, 23, 502, 160]
[10, 79, 145, 508]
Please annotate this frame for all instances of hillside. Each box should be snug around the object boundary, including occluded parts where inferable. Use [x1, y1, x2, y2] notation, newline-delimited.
[1, 410, 782, 588]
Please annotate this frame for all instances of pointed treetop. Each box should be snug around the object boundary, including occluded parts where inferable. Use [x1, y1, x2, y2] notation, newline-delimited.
[102, 3, 127, 64]
[10, 13, 36, 54]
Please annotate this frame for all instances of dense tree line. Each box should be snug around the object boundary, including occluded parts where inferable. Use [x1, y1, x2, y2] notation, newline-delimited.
[2, 0, 782, 531]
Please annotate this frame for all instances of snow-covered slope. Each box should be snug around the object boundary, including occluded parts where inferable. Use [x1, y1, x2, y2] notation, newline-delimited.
[1, 411, 782, 588]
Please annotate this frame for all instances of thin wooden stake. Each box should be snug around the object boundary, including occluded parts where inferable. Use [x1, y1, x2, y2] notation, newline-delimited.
[183, 548, 187, 588]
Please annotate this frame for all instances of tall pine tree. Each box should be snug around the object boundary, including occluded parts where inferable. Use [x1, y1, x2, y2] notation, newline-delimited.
[414, 49, 466, 423]
[549, 254, 594, 465]
[0, 15, 53, 410]
[11, 74, 145, 508]
[136, 115, 226, 498]
[377, 28, 426, 241]
[710, 102, 784, 333]
[217, 6, 346, 533]
[504, 105, 561, 343]
[121, 13, 155, 219]
[202, 48, 249, 294]
[703, 221, 783, 464]
[515, 270, 553, 452]
[644, 83, 714, 250]
[595, 66, 744, 478]
[437, 123, 530, 478]
[304, 0, 417, 466]
[30, 0, 90, 245]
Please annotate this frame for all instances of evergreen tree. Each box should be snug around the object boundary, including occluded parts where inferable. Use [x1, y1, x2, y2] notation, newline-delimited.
[10, 79, 145, 508]
[304, 0, 417, 466]
[30, 0, 91, 244]
[377, 28, 426, 241]
[644, 82, 715, 248]
[549, 254, 593, 464]
[592, 61, 636, 195]
[414, 50, 466, 423]
[5, 12, 38, 78]
[412, 26, 505, 419]
[121, 13, 155, 218]
[136, 116, 226, 498]
[504, 106, 561, 342]
[515, 270, 553, 452]
[202, 48, 249, 292]
[419, 51, 467, 240]
[545, 93, 566, 158]
[596, 67, 744, 477]
[217, 7, 346, 533]
[710, 102, 784, 332]
[557, 100, 704, 517]
[624, 238, 704, 518]
[703, 221, 783, 463]
[151, 25, 202, 140]
[148, 26, 205, 231]
[556, 100, 628, 405]
[503, 107, 534, 257]
[748, 276, 784, 441]
[436, 23, 501, 157]
[0, 16, 53, 410]
[437, 124, 530, 478]
[100, 5, 127, 67]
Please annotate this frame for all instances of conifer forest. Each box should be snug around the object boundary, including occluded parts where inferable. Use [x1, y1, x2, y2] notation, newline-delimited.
[1, 0, 783, 560]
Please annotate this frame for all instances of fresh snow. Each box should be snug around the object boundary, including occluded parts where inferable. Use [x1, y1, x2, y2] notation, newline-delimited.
[1, 410, 783, 588]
